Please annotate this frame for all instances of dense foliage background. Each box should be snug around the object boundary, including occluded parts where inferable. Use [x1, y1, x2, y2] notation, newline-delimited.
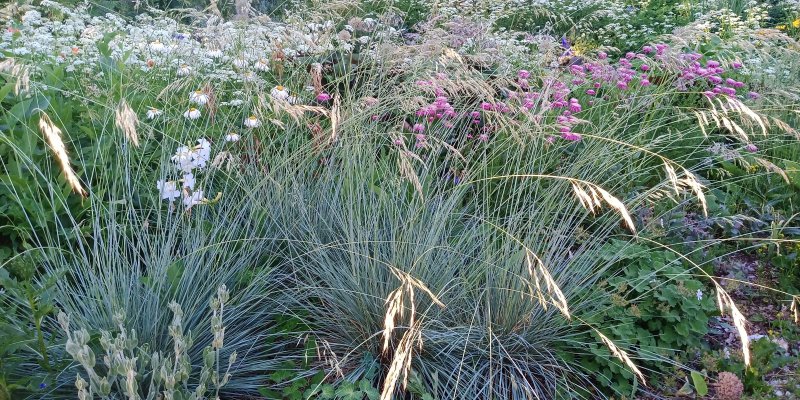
[1, 0, 799, 399]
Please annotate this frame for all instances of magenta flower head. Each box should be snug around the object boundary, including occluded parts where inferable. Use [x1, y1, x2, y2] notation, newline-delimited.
[597, 51, 608, 60]
[561, 132, 582, 141]
[706, 60, 720, 68]
[642, 45, 654, 54]
[518, 69, 531, 79]
[702, 91, 716, 98]
[748, 91, 760, 99]
[640, 64, 650, 71]
[640, 79, 651, 86]
[625, 52, 636, 59]
[412, 123, 425, 133]
[586, 89, 596, 95]
[480, 102, 494, 111]
[732, 61, 743, 69]
[316, 92, 332, 102]
[744, 143, 758, 153]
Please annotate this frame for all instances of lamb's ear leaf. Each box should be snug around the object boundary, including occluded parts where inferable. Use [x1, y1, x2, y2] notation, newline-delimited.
[691, 370, 708, 396]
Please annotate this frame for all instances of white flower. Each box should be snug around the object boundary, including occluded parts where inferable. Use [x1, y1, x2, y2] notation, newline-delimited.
[184, 108, 201, 119]
[189, 90, 209, 105]
[270, 85, 289, 100]
[177, 64, 192, 76]
[157, 180, 181, 201]
[243, 115, 261, 128]
[194, 139, 211, 168]
[286, 94, 300, 104]
[146, 107, 162, 119]
[242, 71, 257, 82]
[254, 58, 269, 71]
[182, 172, 195, 189]
[225, 133, 241, 142]
[172, 146, 195, 172]
[149, 40, 167, 52]
[696, 289, 703, 301]
[208, 49, 223, 58]
[233, 57, 248, 69]
[183, 190, 204, 209]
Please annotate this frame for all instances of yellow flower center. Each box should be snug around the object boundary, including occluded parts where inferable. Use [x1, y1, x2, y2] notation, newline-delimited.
[276, 85, 284, 91]
[190, 108, 197, 112]
[195, 90, 203, 94]
[249, 116, 257, 120]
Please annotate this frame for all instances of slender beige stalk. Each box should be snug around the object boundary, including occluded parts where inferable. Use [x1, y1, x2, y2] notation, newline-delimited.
[38, 112, 87, 197]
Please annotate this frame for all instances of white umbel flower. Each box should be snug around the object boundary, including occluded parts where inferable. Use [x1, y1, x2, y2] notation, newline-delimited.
[177, 64, 192, 76]
[225, 133, 241, 142]
[189, 90, 209, 105]
[243, 115, 261, 128]
[270, 85, 289, 100]
[146, 107, 162, 119]
[254, 58, 270, 71]
[184, 108, 201, 119]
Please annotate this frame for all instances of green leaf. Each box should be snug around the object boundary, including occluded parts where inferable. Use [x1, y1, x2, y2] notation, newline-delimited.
[691, 371, 708, 396]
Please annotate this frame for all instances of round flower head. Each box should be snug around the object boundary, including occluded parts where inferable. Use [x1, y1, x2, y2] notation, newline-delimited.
[316, 92, 332, 102]
[518, 69, 530, 79]
[184, 108, 201, 119]
[244, 115, 261, 128]
[189, 90, 209, 105]
[149, 39, 167, 53]
[146, 107, 162, 120]
[744, 143, 758, 153]
[177, 64, 192, 76]
[225, 132, 241, 142]
[270, 85, 290, 100]
[254, 58, 270, 71]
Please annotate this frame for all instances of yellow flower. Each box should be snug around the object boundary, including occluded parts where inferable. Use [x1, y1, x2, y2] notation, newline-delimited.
[777, 24, 787, 30]
[793, 19, 800, 28]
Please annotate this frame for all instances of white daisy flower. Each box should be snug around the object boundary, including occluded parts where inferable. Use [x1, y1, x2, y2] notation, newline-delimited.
[225, 133, 241, 142]
[177, 64, 192, 76]
[146, 107, 162, 119]
[286, 94, 300, 104]
[254, 58, 270, 71]
[244, 115, 261, 128]
[208, 49, 223, 58]
[242, 71, 257, 82]
[189, 90, 209, 105]
[156, 180, 181, 201]
[184, 107, 201, 119]
[149, 39, 167, 52]
[270, 85, 289, 100]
